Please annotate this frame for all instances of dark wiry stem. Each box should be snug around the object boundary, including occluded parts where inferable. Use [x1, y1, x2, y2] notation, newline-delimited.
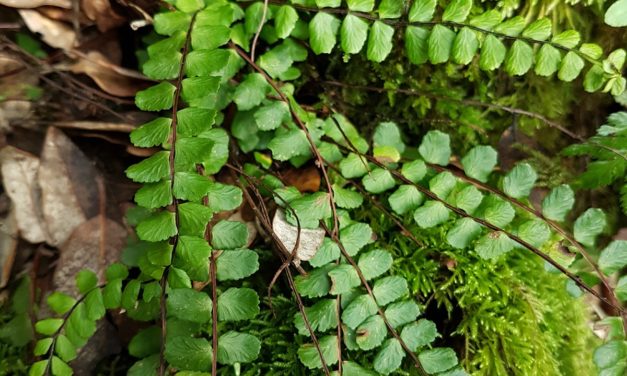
[320, 222, 428, 376]
[158, 12, 198, 376]
[229, 167, 333, 376]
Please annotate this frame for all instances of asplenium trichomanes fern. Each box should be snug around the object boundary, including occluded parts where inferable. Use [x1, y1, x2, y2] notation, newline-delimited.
[28, 0, 627, 375]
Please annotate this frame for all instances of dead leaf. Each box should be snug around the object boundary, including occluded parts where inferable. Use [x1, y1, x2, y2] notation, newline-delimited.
[283, 165, 321, 192]
[0, 146, 47, 243]
[0, 0, 70, 8]
[272, 209, 325, 263]
[81, 0, 125, 32]
[0, 207, 18, 288]
[0, 53, 37, 130]
[68, 51, 149, 97]
[19, 9, 76, 50]
[53, 216, 125, 373]
[55, 216, 126, 293]
[38, 127, 100, 246]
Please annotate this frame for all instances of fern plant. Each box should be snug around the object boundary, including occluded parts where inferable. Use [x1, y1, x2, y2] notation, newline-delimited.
[25, 0, 627, 375]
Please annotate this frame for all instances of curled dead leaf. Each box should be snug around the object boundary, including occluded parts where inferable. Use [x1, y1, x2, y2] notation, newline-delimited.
[19, 9, 76, 50]
[272, 209, 325, 263]
[0, 146, 47, 243]
[68, 51, 149, 97]
[81, 0, 125, 32]
[38, 127, 101, 246]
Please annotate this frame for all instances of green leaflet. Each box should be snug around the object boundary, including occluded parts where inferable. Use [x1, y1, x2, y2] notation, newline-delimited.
[341, 14, 369, 55]
[505, 40, 533, 76]
[442, 0, 472, 22]
[405, 26, 430, 65]
[217, 331, 261, 365]
[461, 145, 497, 182]
[217, 288, 260, 321]
[367, 21, 395, 63]
[401, 319, 438, 351]
[298, 335, 339, 369]
[309, 13, 340, 54]
[275, 6, 299, 39]
[408, 0, 436, 22]
[294, 299, 337, 335]
[418, 130, 451, 165]
[347, 0, 374, 12]
[503, 162, 537, 199]
[480, 35, 506, 71]
[356, 315, 387, 350]
[428, 25, 456, 64]
[558, 51, 585, 82]
[452, 27, 478, 65]
[573, 208, 607, 247]
[523, 18, 552, 41]
[419, 348, 459, 374]
[374, 338, 404, 374]
[542, 184, 575, 221]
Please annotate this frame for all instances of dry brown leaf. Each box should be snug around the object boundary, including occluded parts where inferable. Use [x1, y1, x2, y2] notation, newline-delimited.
[52, 216, 125, 373]
[283, 165, 321, 192]
[19, 9, 76, 50]
[0, 146, 47, 243]
[55, 216, 126, 292]
[38, 127, 101, 246]
[0, 207, 18, 288]
[272, 209, 325, 264]
[0, 0, 70, 8]
[68, 51, 148, 97]
[81, 0, 125, 32]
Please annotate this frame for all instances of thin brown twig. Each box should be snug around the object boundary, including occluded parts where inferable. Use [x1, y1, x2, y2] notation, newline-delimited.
[230, 168, 332, 376]
[229, 42, 341, 239]
[197, 165, 218, 375]
[250, 0, 270, 62]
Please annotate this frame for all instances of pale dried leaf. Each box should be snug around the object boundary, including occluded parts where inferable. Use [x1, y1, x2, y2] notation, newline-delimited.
[0, 207, 18, 288]
[0, 146, 47, 243]
[272, 209, 325, 262]
[19, 9, 76, 50]
[0, 0, 70, 8]
[39, 127, 100, 246]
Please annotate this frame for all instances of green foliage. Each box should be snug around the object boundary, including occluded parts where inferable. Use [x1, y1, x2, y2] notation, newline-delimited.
[22, 0, 627, 375]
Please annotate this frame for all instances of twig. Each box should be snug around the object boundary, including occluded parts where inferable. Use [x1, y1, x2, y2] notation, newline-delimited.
[229, 42, 341, 240]
[250, 0, 270, 61]
[230, 168, 332, 376]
